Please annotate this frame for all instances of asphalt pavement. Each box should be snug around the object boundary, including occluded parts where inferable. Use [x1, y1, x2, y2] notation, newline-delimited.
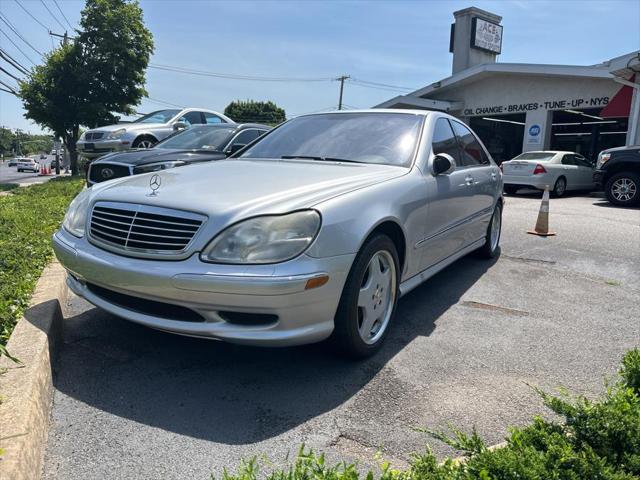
[0, 156, 66, 186]
[42, 192, 640, 480]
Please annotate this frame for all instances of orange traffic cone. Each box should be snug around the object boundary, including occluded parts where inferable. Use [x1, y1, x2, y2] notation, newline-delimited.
[39, 164, 45, 176]
[527, 187, 556, 236]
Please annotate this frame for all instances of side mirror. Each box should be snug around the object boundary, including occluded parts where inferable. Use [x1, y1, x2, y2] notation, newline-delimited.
[173, 121, 187, 131]
[432, 153, 455, 175]
[226, 143, 246, 155]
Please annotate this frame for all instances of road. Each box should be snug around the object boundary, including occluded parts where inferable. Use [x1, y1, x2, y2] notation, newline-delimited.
[43, 193, 639, 480]
[0, 156, 66, 186]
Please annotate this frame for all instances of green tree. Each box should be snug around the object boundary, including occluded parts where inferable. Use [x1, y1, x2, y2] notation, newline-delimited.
[19, 0, 153, 175]
[224, 100, 286, 125]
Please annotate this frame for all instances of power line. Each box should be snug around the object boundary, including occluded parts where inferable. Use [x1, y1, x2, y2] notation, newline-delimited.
[0, 14, 43, 56]
[40, 0, 66, 31]
[349, 77, 415, 91]
[0, 66, 23, 83]
[0, 29, 37, 66]
[14, 0, 52, 32]
[52, 0, 73, 30]
[348, 80, 412, 93]
[0, 78, 19, 95]
[0, 48, 30, 75]
[146, 97, 185, 108]
[149, 63, 335, 82]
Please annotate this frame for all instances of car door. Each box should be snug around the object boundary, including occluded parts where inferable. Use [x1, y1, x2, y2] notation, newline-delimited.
[560, 154, 580, 190]
[574, 154, 595, 188]
[420, 118, 479, 269]
[450, 120, 498, 241]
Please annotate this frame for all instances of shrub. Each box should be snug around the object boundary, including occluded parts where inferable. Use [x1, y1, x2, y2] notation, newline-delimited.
[214, 349, 640, 480]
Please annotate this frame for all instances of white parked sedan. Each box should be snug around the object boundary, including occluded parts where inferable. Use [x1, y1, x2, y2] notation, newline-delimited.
[502, 151, 595, 197]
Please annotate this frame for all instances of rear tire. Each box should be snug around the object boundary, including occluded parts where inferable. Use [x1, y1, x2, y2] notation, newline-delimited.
[605, 172, 640, 207]
[552, 177, 567, 198]
[504, 185, 519, 195]
[331, 234, 400, 358]
[476, 202, 502, 259]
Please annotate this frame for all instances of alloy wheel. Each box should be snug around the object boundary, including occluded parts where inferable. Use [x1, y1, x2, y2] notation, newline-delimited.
[611, 178, 637, 202]
[357, 250, 397, 345]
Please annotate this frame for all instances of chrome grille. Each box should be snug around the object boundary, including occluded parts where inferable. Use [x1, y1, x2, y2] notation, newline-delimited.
[85, 132, 105, 140]
[89, 202, 205, 257]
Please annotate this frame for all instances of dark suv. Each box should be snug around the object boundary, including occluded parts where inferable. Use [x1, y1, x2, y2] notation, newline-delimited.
[593, 145, 640, 207]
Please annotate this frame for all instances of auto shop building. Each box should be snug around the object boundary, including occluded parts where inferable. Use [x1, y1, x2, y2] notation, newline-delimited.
[376, 7, 640, 163]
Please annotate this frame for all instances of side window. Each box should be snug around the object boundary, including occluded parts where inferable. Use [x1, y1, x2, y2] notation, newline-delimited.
[230, 130, 260, 148]
[451, 121, 490, 166]
[179, 111, 204, 126]
[432, 118, 462, 166]
[574, 155, 591, 167]
[561, 154, 575, 166]
[204, 112, 223, 124]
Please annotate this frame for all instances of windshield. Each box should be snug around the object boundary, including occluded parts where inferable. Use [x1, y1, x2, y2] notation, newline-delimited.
[239, 112, 423, 167]
[133, 109, 181, 124]
[155, 126, 235, 150]
[512, 152, 556, 161]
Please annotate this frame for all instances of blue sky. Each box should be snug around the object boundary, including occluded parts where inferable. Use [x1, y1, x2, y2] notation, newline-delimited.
[1, 0, 639, 133]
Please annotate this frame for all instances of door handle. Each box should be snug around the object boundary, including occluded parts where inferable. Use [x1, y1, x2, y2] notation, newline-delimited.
[465, 176, 474, 186]
[490, 172, 498, 181]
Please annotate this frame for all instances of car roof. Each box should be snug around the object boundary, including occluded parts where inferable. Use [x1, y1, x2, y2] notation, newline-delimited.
[297, 108, 435, 118]
[184, 123, 271, 130]
[517, 151, 576, 155]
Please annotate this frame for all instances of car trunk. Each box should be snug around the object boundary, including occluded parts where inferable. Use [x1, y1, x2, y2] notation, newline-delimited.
[502, 161, 539, 177]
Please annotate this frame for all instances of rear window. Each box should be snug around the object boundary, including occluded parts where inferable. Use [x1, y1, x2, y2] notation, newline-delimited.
[512, 152, 556, 161]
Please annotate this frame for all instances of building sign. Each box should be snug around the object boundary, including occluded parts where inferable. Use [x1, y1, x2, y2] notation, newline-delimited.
[471, 17, 502, 54]
[527, 124, 541, 144]
[463, 95, 610, 116]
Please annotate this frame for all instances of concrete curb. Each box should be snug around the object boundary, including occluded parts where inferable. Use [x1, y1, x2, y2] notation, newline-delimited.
[0, 261, 67, 480]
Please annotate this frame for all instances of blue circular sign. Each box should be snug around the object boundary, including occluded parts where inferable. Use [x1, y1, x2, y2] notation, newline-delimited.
[529, 124, 541, 136]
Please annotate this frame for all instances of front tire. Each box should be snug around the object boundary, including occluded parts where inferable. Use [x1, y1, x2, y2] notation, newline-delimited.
[332, 235, 400, 358]
[132, 136, 157, 149]
[605, 172, 640, 207]
[552, 177, 567, 198]
[476, 202, 502, 259]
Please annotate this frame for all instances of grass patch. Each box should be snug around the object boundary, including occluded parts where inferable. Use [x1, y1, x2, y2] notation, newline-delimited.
[0, 184, 19, 193]
[216, 349, 640, 480]
[606, 279, 621, 286]
[0, 177, 84, 346]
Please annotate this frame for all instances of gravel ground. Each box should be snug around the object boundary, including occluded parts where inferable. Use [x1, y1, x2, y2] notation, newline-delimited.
[43, 192, 640, 480]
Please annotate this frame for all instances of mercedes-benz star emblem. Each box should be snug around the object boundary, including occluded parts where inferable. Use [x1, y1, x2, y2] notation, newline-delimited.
[148, 174, 161, 196]
[101, 167, 114, 179]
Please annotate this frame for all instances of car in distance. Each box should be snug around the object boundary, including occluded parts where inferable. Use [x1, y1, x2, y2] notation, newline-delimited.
[593, 145, 640, 207]
[16, 157, 40, 172]
[53, 110, 503, 357]
[501, 151, 595, 197]
[87, 123, 270, 185]
[7, 158, 20, 167]
[77, 108, 233, 159]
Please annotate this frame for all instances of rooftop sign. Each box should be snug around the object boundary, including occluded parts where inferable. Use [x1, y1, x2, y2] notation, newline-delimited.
[471, 17, 503, 54]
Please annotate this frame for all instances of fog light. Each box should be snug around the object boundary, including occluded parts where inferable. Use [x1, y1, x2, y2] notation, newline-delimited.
[305, 275, 329, 290]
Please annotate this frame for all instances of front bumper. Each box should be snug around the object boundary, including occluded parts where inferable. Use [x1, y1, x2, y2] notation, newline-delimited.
[77, 139, 131, 158]
[52, 229, 354, 346]
[593, 169, 605, 188]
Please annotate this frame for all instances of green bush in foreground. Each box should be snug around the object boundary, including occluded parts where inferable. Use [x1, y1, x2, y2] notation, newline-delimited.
[0, 177, 84, 345]
[215, 349, 640, 480]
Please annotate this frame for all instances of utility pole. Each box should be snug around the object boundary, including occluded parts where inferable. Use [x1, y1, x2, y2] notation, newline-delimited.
[336, 75, 350, 110]
[49, 31, 69, 46]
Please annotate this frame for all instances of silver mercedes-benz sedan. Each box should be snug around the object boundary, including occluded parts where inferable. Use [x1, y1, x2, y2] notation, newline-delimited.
[53, 110, 503, 357]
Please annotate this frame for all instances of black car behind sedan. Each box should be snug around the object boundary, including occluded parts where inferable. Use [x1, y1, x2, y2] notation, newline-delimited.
[87, 123, 270, 185]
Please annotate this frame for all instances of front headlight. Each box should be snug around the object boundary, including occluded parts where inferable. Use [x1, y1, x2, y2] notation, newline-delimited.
[596, 153, 611, 169]
[79, 131, 86, 141]
[62, 188, 92, 237]
[107, 128, 127, 139]
[133, 161, 186, 174]
[201, 210, 321, 264]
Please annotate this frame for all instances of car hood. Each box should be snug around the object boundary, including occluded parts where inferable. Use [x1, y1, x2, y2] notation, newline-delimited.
[93, 148, 227, 166]
[90, 158, 407, 224]
[87, 123, 166, 133]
